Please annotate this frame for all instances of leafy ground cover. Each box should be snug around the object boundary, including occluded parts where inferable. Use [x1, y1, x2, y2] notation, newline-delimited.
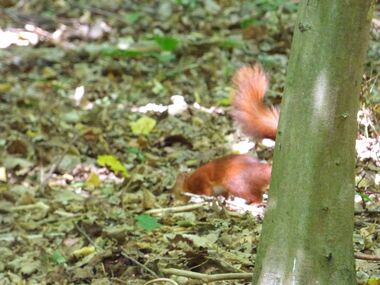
[0, 1, 379, 284]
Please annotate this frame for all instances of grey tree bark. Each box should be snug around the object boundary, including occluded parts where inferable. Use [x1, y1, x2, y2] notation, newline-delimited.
[253, 1, 375, 284]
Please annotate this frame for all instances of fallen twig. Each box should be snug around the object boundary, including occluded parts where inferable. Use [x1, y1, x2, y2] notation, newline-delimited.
[74, 222, 99, 250]
[160, 268, 252, 282]
[355, 252, 380, 261]
[145, 202, 208, 215]
[121, 250, 159, 278]
[0, 232, 65, 241]
[144, 278, 178, 285]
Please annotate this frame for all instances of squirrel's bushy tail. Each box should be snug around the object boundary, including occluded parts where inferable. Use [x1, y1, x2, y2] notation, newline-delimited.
[232, 65, 279, 140]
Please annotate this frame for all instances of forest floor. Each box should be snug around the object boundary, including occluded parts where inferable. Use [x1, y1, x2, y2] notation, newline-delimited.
[0, 1, 379, 284]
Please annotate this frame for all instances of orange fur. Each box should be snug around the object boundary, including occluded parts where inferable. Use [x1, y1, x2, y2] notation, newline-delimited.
[172, 65, 278, 204]
[173, 155, 272, 204]
[232, 65, 279, 140]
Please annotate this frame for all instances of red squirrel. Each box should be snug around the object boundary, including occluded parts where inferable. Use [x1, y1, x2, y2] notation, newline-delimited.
[173, 65, 279, 204]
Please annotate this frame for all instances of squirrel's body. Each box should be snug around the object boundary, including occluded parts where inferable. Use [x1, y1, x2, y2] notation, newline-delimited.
[173, 65, 279, 204]
[173, 154, 272, 204]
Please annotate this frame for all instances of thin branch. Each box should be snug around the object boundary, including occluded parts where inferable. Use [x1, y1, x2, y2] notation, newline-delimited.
[144, 278, 178, 285]
[121, 250, 159, 278]
[160, 268, 252, 282]
[110, 277, 128, 284]
[354, 253, 380, 261]
[0, 232, 65, 241]
[74, 222, 99, 250]
[144, 202, 208, 215]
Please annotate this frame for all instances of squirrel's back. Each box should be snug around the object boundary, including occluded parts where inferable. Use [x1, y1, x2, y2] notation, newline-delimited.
[173, 154, 272, 204]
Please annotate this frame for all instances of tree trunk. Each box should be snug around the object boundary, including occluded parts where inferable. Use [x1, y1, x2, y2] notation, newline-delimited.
[253, 1, 374, 284]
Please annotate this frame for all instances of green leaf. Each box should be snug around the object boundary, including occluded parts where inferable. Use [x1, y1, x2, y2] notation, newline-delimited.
[154, 36, 179, 51]
[0, 83, 12, 93]
[20, 262, 40, 275]
[367, 278, 380, 285]
[240, 17, 263, 29]
[218, 38, 244, 49]
[217, 97, 231, 106]
[97, 155, 129, 177]
[58, 155, 81, 173]
[135, 214, 161, 231]
[127, 147, 145, 162]
[85, 172, 102, 188]
[125, 12, 141, 24]
[3, 157, 34, 169]
[62, 110, 81, 123]
[256, 0, 288, 11]
[176, 0, 198, 7]
[101, 48, 148, 58]
[130, 116, 156, 135]
[54, 189, 84, 203]
[51, 250, 66, 264]
[155, 51, 176, 62]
